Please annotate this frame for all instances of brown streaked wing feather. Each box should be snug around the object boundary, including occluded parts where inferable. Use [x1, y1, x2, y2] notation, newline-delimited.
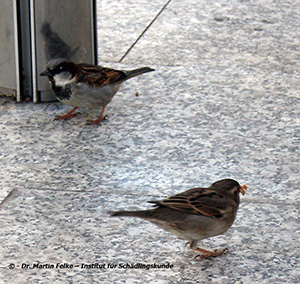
[150, 188, 228, 218]
[77, 64, 126, 87]
[79, 63, 104, 73]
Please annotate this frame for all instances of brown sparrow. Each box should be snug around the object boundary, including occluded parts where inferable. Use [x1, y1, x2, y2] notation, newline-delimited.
[110, 179, 247, 259]
[40, 58, 154, 124]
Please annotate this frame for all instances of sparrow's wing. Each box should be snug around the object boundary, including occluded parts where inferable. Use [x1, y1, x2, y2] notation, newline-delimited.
[149, 188, 230, 218]
[77, 63, 126, 87]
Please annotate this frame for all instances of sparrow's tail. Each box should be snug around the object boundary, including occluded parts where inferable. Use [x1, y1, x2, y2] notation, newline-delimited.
[124, 67, 155, 81]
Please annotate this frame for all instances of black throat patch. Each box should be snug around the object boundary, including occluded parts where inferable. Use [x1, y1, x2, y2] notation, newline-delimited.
[52, 84, 72, 100]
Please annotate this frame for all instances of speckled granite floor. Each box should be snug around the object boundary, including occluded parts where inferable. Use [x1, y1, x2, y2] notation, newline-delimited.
[1, 0, 299, 283]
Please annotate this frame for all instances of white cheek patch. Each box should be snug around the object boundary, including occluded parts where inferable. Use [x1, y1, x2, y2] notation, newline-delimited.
[54, 73, 76, 86]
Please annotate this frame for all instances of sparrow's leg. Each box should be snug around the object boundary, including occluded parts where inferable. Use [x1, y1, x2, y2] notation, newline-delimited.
[194, 247, 228, 260]
[54, 107, 79, 120]
[86, 105, 107, 125]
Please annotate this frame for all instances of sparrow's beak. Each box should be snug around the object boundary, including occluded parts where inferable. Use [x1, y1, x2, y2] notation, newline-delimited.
[240, 184, 248, 195]
[40, 69, 52, 77]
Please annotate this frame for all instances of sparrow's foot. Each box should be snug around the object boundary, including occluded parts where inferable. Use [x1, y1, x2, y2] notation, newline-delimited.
[194, 247, 228, 260]
[86, 106, 107, 125]
[54, 113, 80, 120]
[54, 107, 79, 121]
[86, 115, 108, 125]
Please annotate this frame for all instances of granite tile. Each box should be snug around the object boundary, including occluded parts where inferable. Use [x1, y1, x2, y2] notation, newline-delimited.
[0, 188, 298, 284]
[122, 0, 300, 70]
[97, 0, 168, 62]
[1, 64, 299, 204]
[0, 0, 299, 283]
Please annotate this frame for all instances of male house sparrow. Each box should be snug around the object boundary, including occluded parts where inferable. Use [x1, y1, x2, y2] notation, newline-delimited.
[40, 58, 154, 124]
[111, 179, 247, 259]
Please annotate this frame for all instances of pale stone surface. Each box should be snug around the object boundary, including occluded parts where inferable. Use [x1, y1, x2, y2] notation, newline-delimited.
[0, 0, 299, 283]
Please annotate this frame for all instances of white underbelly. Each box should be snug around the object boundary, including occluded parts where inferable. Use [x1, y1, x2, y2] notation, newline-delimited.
[60, 83, 121, 109]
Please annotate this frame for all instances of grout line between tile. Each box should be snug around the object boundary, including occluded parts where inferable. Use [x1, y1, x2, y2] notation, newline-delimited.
[0, 188, 19, 207]
[119, 0, 173, 62]
[16, 186, 300, 207]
